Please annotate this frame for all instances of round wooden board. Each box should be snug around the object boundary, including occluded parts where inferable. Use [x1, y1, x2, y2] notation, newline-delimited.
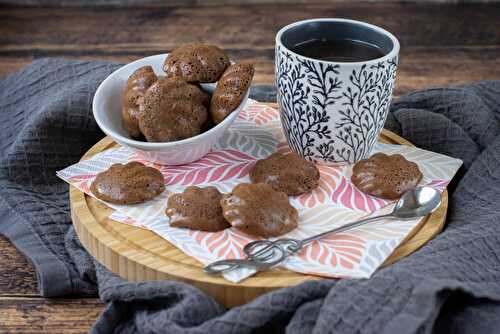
[71, 129, 448, 308]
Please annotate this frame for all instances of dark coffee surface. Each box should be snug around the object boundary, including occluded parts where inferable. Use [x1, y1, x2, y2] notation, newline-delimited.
[290, 38, 385, 62]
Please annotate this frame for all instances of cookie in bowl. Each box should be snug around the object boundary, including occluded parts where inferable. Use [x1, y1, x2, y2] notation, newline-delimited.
[138, 77, 210, 142]
[90, 162, 165, 204]
[163, 43, 230, 83]
[221, 183, 298, 238]
[122, 66, 158, 138]
[351, 153, 423, 200]
[210, 62, 255, 124]
[93, 53, 252, 165]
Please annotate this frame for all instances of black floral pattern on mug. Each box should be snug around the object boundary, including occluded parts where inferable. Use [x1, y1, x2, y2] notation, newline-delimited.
[276, 44, 398, 164]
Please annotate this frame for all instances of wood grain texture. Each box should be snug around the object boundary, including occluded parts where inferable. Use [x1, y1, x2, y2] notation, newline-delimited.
[0, 0, 496, 328]
[1, 4, 499, 48]
[2, 46, 500, 95]
[4, 0, 497, 7]
[0, 236, 39, 296]
[70, 127, 448, 308]
[0, 297, 103, 333]
[1, 4, 500, 93]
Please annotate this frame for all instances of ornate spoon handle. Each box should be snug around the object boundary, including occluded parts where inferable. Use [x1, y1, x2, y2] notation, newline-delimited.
[203, 244, 287, 274]
[204, 213, 391, 275]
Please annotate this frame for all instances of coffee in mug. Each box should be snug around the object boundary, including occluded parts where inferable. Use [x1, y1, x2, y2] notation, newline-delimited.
[290, 38, 385, 63]
[275, 18, 400, 164]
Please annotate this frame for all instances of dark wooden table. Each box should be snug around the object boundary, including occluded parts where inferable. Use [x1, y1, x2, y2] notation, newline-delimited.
[1, 2, 499, 332]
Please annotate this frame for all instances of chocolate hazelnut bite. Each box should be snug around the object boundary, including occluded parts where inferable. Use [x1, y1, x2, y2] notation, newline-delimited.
[122, 66, 157, 138]
[138, 77, 210, 142]
[210, 62, 254, 124]
[221, 183, 298, 238]
[351, 153, 423, 200]
[166, 186, 230, 232]
[163, 43, 230, 83]
[91, 162, 165, 204]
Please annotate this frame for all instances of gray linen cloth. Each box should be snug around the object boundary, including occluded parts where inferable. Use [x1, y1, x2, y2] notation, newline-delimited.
[1, 58, 499, 333]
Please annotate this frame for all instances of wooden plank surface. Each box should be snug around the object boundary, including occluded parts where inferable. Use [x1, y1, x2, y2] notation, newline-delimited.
[0, 297, 103, 332]
[0, 1, 499, 333]
[1, 4, 500, 93]
[0, 235, 104, 332]
[4, 0, 492, 7]
[2, 46, 499, 95]
[0, 236, 38, 296]
[2, 4, 499, 47]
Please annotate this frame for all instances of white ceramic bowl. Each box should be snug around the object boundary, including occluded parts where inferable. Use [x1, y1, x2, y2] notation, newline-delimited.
[93, 54, 249, 165]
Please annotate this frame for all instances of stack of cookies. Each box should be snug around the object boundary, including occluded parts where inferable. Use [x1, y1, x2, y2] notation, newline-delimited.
[122, 44, 255, 143]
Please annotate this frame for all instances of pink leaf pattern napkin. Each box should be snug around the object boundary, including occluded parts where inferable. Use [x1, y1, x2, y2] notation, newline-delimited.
[58, 100, 462, 282]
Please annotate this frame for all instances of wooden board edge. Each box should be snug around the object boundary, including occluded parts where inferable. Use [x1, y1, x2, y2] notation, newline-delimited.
[383, 190, 448, 266]
[70, 186, 305, 307]
[71, 125, 448, 307]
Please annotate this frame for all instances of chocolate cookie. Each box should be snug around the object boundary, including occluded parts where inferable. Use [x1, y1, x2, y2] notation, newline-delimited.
[138, 77, 210, 142]
[221, 183, 298, 238]
[351, 153, 423, 200]
[166, 186, 230, 232]
[122, 66, 158, 138]
[163, 43, 230, 83]
[210, 62, 254, 124]
[249, 152, 320, 196]
[90, 162, 165, 204]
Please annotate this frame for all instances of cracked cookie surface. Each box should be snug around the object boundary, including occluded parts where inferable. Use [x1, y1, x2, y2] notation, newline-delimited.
[91, 162, 165, 204]
[139, 77, 209, 142]
[210, 62, 254, 124]
[221, 183, 298, 238]
[166, 186, 230, 232]
[122, 66, 157, 138]
[351, 153, 423, 200]
[163, 43, 230, 83]
[249, 152, 320, 196]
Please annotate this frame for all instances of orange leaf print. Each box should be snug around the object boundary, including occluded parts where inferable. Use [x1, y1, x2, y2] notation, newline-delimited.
[425, 179, 448, 192]
[130, 152, 163, 170]
[331, 176, 389, 213]
[189, 228, 256, 259]
[298, 233, 366, 270]
[68, 174, 96, 182]
[237, 103, 279, 125]
[70, 178, 93, 195]
[161, 149, 256, 186]
[276, 142, 292, 155]
[296, 165, 342, 208]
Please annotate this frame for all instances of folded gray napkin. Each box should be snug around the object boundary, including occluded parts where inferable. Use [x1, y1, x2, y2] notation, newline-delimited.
[1, 58, 499, 334]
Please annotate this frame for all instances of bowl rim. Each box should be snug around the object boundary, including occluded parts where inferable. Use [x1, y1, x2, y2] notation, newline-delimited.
[92, 53, 248, 149]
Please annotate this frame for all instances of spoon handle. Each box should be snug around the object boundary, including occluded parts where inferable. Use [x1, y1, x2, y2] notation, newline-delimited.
[204, 259, 255, 275]
[204, 213, 392, 275]
[204, 242, 288, 275]
[300, 213, 392, 245]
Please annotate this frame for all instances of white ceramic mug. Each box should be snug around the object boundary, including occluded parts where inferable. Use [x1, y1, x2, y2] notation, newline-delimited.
[276, 18, 400, 164]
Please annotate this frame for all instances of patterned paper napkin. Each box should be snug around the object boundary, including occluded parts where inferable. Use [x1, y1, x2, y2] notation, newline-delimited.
[58, 100, 462, 282]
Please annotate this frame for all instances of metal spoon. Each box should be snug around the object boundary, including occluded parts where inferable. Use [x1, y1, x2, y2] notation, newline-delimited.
[204, 186, 442, 275]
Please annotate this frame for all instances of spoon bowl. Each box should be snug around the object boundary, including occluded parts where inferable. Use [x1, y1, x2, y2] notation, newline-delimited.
[205, 186, 442, 275]
[392, 186, 442, 219]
